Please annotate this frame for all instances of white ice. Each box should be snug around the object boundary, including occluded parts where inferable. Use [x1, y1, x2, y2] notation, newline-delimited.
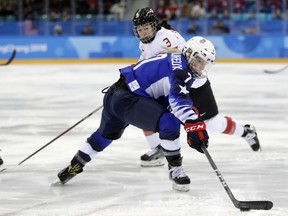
[0, 63, 287, 216]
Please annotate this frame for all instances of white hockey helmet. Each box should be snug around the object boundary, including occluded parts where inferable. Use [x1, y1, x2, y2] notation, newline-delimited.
[182, 36, 215, 78]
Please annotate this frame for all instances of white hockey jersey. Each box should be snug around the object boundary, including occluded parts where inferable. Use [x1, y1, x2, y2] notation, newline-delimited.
[138, 27, 207, 88]
[138, 27, 185, 61]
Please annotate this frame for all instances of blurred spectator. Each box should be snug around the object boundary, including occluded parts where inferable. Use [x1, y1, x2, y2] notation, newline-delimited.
[221, 0, 230, 12]
[81, 23, 95, 35]
[190, 0, 205, 19]
[244, 0, 256, 14]
[180, 0, 193, 18]
[259, 0, 271, 13]
[155, 0, 167, 20]
[247, 11, 256, 20]
[233, 0, 245, 13]
[0, 0, 15, 20]
[222, 9, 230, 20]
[165, 0, 179, 20]
[53, 24, 62, 35]
[86, 0, 98, 14]
[23, 1, 37, 21]
[187, 21, 201, 34]
[242, 25, 257, 34]
[50, 10, 61, 21]
[272, 8, 282, 19]
[208, 20, 230, 34]
[208, 8, 218, 20]
[109, 0, 126, 20]
[49, 0, 71, 21]
[62, 7, 71, 21]
[217, 20, 230, 33]
[102, 1, 114, 15]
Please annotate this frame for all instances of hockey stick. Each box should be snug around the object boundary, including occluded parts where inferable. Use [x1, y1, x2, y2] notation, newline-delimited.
[0, 49, 16, 66]
[17, 105, 103, 166]
[263, 64, 288, 74]
[201, 144, 273, 211]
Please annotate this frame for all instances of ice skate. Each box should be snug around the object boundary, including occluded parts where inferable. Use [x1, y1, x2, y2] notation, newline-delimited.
[242, 124, 261, 151]
[168, 157, 190, 192]
[140, 145, 165, 167]
[57, 163, 83, 184]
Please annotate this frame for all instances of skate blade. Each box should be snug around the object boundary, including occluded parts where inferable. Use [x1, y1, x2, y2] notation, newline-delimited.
[49, 176, 63, 187]
[140, 159, 165, 167]
[50, 179, 63, 187]
[172, 183, 190, 192]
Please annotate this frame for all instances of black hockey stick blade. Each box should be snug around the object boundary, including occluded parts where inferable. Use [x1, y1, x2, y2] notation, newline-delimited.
[237, 200, 273, 211]
[0, 168, 7, 173]
[0, 165, 15, 173]
[201, 143, 273, 211]
[0, 49, 16, 66]
[263, 64, 288, 74]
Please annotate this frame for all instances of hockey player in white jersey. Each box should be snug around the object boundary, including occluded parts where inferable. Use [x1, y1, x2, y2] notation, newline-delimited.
[132, 7, 261, 167]
[57, 36, 216, 192]
[133, 9, 185, 61]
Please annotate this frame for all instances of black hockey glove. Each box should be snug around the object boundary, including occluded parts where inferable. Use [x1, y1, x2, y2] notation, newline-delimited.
[184, 119, 209, 153]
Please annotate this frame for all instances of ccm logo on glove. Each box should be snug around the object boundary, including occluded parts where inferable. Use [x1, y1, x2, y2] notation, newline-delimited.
[184, 119, 209, 153]
[185, 123, 206, 132]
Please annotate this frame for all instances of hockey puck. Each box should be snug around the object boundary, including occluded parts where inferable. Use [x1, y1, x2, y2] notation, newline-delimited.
[240, 208, 250, 211]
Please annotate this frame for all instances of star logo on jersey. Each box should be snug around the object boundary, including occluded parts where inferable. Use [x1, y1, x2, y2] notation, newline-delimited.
[179, 84, 189, 94]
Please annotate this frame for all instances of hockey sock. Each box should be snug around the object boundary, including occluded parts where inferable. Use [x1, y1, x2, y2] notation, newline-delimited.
[223, 116, 245, 136]
[144, 132, 161, 149]
[160, 138, 181, 165]
[223, 116, 236, 134]
[71, 150, 89, 167]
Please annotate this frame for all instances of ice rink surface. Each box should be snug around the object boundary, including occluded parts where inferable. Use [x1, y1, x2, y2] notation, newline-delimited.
[0, 62, 287, 216]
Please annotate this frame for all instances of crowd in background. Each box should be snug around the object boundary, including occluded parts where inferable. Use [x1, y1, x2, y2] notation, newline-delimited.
[152, 0, 286, 20]
[0, 0, 125, 21]
[1, 0, 286, 21]
[0, 0, 287, 36]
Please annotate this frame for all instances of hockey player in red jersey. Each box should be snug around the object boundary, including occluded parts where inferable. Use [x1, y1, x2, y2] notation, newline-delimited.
[132, 7, 261, 167]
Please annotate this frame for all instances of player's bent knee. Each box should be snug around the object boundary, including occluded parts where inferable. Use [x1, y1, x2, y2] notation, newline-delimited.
[87, 130, 113, 152]
[158, 112, 180, 140]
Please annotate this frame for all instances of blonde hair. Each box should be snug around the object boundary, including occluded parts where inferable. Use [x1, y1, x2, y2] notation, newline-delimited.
[161, 46, 182, 54]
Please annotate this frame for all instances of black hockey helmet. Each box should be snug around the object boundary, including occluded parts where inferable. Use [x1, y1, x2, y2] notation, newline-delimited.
[133, 7, 159, 44]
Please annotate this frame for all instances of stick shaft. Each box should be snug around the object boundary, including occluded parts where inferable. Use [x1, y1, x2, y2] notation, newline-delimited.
[201, 144, 238, 207]
[18, 105, 103, 165]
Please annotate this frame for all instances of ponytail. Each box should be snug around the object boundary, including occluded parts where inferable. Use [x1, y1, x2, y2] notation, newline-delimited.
[158, 19, 175, 30]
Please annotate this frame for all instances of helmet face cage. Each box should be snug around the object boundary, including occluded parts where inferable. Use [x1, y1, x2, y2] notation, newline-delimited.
[183, 37, 215, 78]
[133, 7, 158, 44]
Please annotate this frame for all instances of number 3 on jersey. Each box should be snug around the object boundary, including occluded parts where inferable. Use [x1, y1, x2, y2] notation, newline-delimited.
[163, 37, 172, 47]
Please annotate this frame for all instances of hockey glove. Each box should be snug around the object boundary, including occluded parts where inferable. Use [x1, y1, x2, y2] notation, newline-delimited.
[184, 119, 209, 153]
